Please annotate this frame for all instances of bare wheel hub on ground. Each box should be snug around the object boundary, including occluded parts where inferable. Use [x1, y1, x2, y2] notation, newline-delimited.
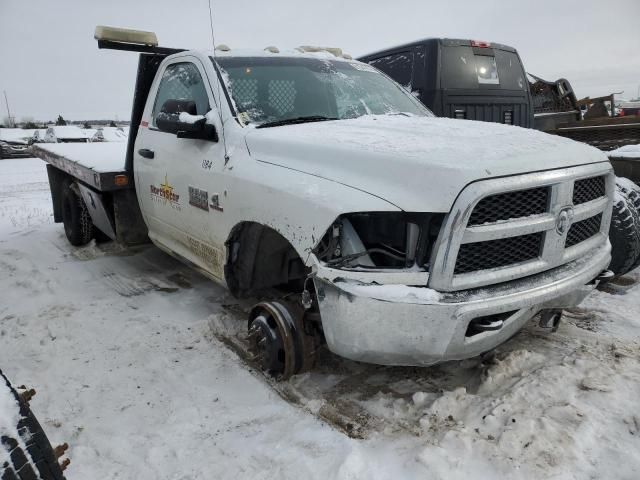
[248, 301, 315, 380]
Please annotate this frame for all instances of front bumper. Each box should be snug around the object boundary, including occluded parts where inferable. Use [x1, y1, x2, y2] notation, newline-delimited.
[313, 242, 611, 366]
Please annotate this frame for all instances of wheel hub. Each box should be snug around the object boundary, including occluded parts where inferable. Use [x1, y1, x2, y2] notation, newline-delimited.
[247, 301, 313, 380]
[248, 313, 285, 375]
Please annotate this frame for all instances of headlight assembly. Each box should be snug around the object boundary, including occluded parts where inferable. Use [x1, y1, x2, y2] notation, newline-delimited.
[314, 212, 444, 270]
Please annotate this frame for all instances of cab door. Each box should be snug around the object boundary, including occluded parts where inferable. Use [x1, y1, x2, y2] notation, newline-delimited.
[134, 56, 227, 279]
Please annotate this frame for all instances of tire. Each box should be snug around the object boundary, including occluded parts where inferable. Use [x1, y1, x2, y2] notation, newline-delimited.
[623, 181, 640, 272]
[608, 180, 640, 277]
[61, 183, 93, 246]
[0, 370, 67, 480]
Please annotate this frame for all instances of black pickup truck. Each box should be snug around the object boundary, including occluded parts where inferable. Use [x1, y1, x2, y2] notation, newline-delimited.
[359, 38, 640, 152]
[358, 38, 533, 128]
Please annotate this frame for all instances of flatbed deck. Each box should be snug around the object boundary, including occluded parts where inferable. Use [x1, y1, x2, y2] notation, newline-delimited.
[548, 117, 640, 152]
[32, 143, 131, 191]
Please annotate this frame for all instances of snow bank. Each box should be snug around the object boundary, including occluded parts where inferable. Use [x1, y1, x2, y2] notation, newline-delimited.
[609, 144, 640, 159]
[359, 343, 640, 479]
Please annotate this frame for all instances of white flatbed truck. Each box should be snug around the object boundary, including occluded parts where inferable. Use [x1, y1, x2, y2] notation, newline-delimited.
[35, 26, 615, 379]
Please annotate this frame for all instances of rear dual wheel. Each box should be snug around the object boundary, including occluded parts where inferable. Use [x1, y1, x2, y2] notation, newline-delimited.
[61, 183, 93, 246]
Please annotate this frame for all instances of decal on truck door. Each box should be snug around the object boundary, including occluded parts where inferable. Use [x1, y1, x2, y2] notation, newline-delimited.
[150, 174, 181, 210]
[188, 186, 209, 211]
[186, 236, 224, 274]
[210, 193, 224, 212]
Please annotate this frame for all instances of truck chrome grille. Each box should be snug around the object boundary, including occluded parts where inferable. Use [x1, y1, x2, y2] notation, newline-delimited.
[468, 187, 549, 225]
[455, 232, 543, 274]
[573, 176, 605, 204]
[565, 213, 602, 248]
[429, 164, 614, 292]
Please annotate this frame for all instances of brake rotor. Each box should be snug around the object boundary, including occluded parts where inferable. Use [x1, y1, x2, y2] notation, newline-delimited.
[248, 301, 299, 380]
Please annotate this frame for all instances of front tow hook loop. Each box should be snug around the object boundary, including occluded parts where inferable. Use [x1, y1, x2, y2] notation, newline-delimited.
[595, 269, 614, 283]
[539, 309, 563, 332]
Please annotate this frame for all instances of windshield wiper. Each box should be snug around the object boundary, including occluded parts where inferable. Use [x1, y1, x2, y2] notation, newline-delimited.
[256, 115, 338, 129]
[385, 111, 413, 117]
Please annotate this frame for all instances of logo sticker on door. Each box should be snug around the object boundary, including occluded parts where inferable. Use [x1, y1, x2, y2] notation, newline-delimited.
[189, 186, 209, 211]
[210, 193, 224, 212]
[150, 174, 181, 210]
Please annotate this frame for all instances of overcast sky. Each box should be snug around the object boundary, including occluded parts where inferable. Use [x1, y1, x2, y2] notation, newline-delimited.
[1, 0, 638, 122]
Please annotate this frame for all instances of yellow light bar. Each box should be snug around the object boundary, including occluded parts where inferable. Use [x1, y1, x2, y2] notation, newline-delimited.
[94, 25, 158, 47]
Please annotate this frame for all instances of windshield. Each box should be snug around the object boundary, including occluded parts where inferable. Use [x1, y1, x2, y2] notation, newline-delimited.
[212, 56, 431, 126]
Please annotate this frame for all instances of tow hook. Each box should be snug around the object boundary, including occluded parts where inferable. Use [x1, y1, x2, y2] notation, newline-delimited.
[301, 274, 316, 310]
[595, 270, 614, 283]
[539, 309, 563, 332]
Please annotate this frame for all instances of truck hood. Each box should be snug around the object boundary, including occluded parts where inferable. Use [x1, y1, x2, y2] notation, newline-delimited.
[245, 115, 609, 212]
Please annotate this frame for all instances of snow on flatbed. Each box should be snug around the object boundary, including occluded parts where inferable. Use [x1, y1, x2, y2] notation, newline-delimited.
[1, 159, 640, 479]
[36, 142, 126, 173]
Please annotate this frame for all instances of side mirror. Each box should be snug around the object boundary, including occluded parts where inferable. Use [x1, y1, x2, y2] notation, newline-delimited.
[156, 99, 218, 142]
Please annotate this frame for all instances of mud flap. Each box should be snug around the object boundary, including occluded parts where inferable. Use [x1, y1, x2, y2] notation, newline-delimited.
[78, 183, 117, 240]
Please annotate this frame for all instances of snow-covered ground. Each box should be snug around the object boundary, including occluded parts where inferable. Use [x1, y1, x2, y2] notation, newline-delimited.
[1, 158, 639, 479]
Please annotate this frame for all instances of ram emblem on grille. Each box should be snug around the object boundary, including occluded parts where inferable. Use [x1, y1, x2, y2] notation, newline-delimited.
[556, 207, 575, 235]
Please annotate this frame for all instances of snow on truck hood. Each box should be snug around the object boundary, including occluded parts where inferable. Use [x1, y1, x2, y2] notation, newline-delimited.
[245, 115, 609, 212]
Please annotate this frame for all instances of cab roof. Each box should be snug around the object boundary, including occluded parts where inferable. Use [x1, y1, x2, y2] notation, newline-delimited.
[191, 47, 355, 62]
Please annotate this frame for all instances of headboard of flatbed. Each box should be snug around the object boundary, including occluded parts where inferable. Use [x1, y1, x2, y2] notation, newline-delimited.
[96, 35, 185, 176]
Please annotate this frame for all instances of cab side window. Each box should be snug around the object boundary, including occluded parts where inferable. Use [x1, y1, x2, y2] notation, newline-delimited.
[369, 51, 414, 89]
[152, 62, 210, 127]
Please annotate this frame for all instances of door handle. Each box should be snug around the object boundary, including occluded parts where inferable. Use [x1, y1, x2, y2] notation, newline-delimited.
[138, 148, 154, 159]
